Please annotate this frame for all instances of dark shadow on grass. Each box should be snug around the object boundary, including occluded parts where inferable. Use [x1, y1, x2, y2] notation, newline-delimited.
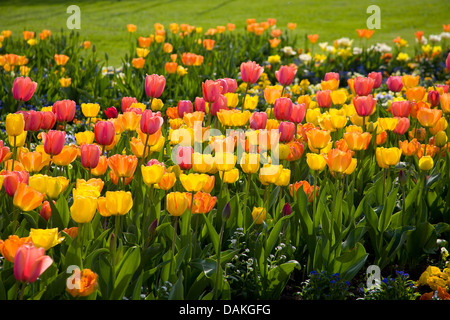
[195, 0, 235, 16]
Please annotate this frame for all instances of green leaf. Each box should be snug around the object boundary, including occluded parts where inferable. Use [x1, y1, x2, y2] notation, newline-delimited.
[168, 273, 184, 300]
[110, 246, 141, 300]
[202, 214, 219, 255]
[378, 187, 398, 233]
[265, 261, 300, 299]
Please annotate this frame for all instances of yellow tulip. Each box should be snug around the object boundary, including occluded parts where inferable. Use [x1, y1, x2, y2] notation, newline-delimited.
[224, 92, 239, 108]
[306, 153, 327, 171]
[376, 147, 402, 168]
[259, 164, 283, 185]
[419, 156, 434, 171]
[5, 113, 24, 137]
[81, 103, 100, 118]
[244, 95, 259, 110]
[166, 192, 189, 216]
[377, 117, 399, 132]
[251, 207, 266, 224]
[75, 131, 95, 145]
[29, 174, 64, 199]
[141, 164, 165, 186]
[105, 191, 133, 216]
[180, 173, 209, 192]
[219, 168, 239, 184]
[70, 195, 98, 223]
[275, 168, 291, 187]
[240, 152, 260, 174]
[29, 228, 64, 250]
[9, 130, 27, 147]
[192, 153, 215, 173]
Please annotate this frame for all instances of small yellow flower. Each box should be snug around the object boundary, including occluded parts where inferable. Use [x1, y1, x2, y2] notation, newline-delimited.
[29, 228, 64, 250]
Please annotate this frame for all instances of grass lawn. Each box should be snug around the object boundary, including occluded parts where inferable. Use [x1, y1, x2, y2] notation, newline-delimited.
[0, 0, 448, 66]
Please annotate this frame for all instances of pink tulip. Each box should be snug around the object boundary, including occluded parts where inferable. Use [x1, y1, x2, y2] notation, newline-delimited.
[105, 106, 118, 119]
[121, 97, 138, 113]
[275, 65, 297, 86]
[95, 121, 115, 146]
[353, 95, 377, 117]
[427, 90, 440, 107]
[12, 76, 37, 102]
[80, 144, 101, 169]
[240, 61, 264, 84]
[194, 97, 206, 113]
[176, 146, 193, 170]
[1, 170, 29, 197]
[224, 78, 238, 93]
[216, 79, 228, 94]
[177, 100, 193, 117]
[436, 84, 449, 93]
[390, 100, 411, 118]
[41, 130, 66, 156]
[19, 110, 43, 132]
[393, 117, 410, 135]
[40, 111, 56, 130]
[250, 112, 267, 130]
[145, 74, 166, 99]
[316, 90, 332, 108]
[278, 121, 295, 142]
[386, 76, 403, 92]
[210, 94, 227, 116]
[202, 80, 221, 103]
[368, 72, 382, 89]
[14, 243, 53, 283]
[354, 76, 374, 96]
[446, 52, 450, 71]
[291, 103, 306, 124]
[274, 97, 293, 121]
[140, 109, 163, 135]
[324, 72, 339, 82]
[52, 99, 76, 123]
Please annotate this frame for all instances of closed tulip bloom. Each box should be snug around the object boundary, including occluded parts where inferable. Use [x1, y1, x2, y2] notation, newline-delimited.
[330, 89, 348, 105]
[274, 97, 293, 121]
[166, 192, 189, 216]
[29, 228, 64, 251]
[219, 168, 239, 184]
[390, 100, 411, 117]
[320, 79, 339, 91]
[140, 109, 164, 135]
[376, 147, 402, 168]
[52, 100, 76, 123]
[41, 130, 65, 156]
[81, 103, 100, 118]
[419, 155, 434, 171]
[177, 100, 193, 117]
[202, 80, 221, 103]
[6, 113, 25, 137]
[244, 95, 259, 110]
[21, 110, 43, 132]
[145, 74, 166, 99]
[427, 90, 440, 107]
[2, 170, 29, 197]
[107, 154, 138, 178]
[119, 111, 141, 131]
[70, 195, 98, 223]
[240, 152, 260, 174]
[0, 235, 32, 262]
[353, 76, 374, 96]
[40, 201, 52, 222]
[275, 64, 297, 86]
[186, 192, 217, 214]
[175, 146, 193, 170]
[250, 112, 267, 130]
[209, 94, 228, 116]
[279, 121, 295, 142]
[406, 87, 426, 102]
[393, 117, 410, 135]
[440, 93, 450, 114]
[74, 130, 94, 146]
[316, 90, 332, 108]
[29, 174, 64, 200]
[141, 163, 165, 186]
[343, 131, 372, 151]
[326, 149, 353, 174]
[251, 207, 266, 224]
[121, 97, 138, 113]
[417, 107, 442, 128]
[402, 75, 420, 89]
[290, 103, 306, 124]
[275, 168, 291, 187]
[224, 78, 238, 93]
[306, 128, 331, 152]
[368, 72, 382, 89]
[157, 172, 177, 190]
[180, 173, 209, 192]
[353, 95, 376, 117]
[306, 153, 327, 171]
[447, 52, 450, 71]
[386, 76, 403, 92]
[240, 61, 264, 84]
[194, 97, 206, 113]
[105, 191, 133, 216]
[80, 144, 100, 169]
[13, 182, 44, 212]
[14, 243, 53, 283]
[104, 106, 118, 119]
[12, 76, 37, 102]
[40, 111, 57, 130]
[259, 164, 283, 185]
[377, 117, 399, 132]
[94, 121, 115, 146]
[20, 151, 49, 173]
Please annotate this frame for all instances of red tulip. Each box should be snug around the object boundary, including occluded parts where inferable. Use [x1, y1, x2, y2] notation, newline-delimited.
[145, 74, 166, 99]
[250, 112, 267, 130]
[291, 103, 306, 124]
[41, 130, 65, 156]
[393, 117, 410, 135]
[202, 80, 221, 103]
[390, 100, 411, 118]
[0, 140, 11, 163]
[274, 97, 293, 121]
[40, 111, 56, 130]
[80, 144, 101, 169]
[20, 110, 43, 132]
[353, 95, 377, 117]
[240, 61, 264, 84]
[427, 90, 440, 107]
[40, 201, 52, 221]
[14, 243, 53, 283]
[121, 97, 138, 113]
[210, 94, 227, 116]
[224, 78, 238, 93]
[279, 121, 295, 142]
[216, 79, 228, 94]
[105, 106, 118, 119]
[177, 100, 193, 117]
[140, 109, 164, 135]
[1, 170, 29, 197]
[94, 121, 115, 146]
[446, 52, 450, 71]
[316, 90, 332, 108]
[275, 65, 297, 86]
[52, 100, 76, 123]
[176, 146, 194, 170]
[368, 72, 382, 89]
[194, 97, 206, 113]
[12, 76, 37, 102]
[386, 76, 403, 92]
[354, 76, 374, 96]
[324, 72, 339, 82]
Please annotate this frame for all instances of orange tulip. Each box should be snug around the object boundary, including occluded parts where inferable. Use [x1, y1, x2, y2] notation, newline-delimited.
[118, 111, 141, 131]
[325, 149, 353, 174]
[52, 145, 78, 166]
[66, 268, 98, 298]
[399, 139, 421, 156]
[306, 128, 331, 152]
[91, 155, 108, 176]
[405, 87, 426, 102]
[343, 131, 372, 151]
[54, 54, 69, 66]
[107, 154, 138, 179]
[186, 192, 217, 214]
[289, 180, 318, 202]
[0, 235, 32, 262]
[307, 34, 319, 44]
[20, 151, 49, 173]
[417, 108, 442, 128]
[13, 182, 44, 212]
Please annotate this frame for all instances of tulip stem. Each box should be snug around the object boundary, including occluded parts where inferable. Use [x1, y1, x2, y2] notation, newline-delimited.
[214, 219, 226, 300]
[19, 282, 26, 300]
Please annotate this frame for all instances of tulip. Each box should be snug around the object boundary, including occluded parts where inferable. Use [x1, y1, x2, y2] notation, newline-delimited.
[166, 192, 189, 216]
[157, 172, 177, 190]
[40, 111, 57, 131]
[29, 228, 64, 251]
[21, 110, 43, 132]
[0, 235, 32, 262]
[175, 146, 194, 171]
[240, 152, 260, 174]
[80, 144, 101, 170]
[141, 162, 165, 186]
[330, 89, 348, 105]
[12, 76, 37, 104]
[447, 52, 450, 71]
[417, 108, 442, 128]
[105, 191, 133, 216]
[6, 113, 25, 137]
[251, 207, 266, 224]
[194, 97, 206, 113]
[52, 100, 76, 123]
[274, 97, 293, 121]
[219, 168, 239, 184]
[259, 164, 283, 185]
[13, 182, 44, 212]
[291, 103, 306, 124]
[140, 109, 164, 135]
[406, 87, 426, 102]
[325, 149, 354, 175]
[29, 174, 66, 200]
[180, 173, 209, 192]
[353, 95, 376, 118]
[177, 100, 193, 117]
[118, 111, 141, 131]
[321, 79, 339, 91]
[275, 168, 291, 187]
[427, 90, 440, 107]
[386, 76, 403, 92]
[353, 76, 374, 96]
[209, 94, 228, 116]
[440, 93, 450, 114]
[368, 72, 382, 89]
[105, 106, 118, 119]
[343, 131, 372, 151]
[240, 61, 264, 84]
[1, 170, 29, 197]
[316, 90, 332, 108]
[81, 103, 100, 119]
[419, 156, 434, 171]
[393, 117, 410, 135]
[14, 243, 53, 283]
[202, 80, 221, 103]
[187, 192, 217, 214]
[70, 195, 98, 224]
[306, 153, 327, 171]
[279, 121, 295, 142]
[249, 112, 267, 130]
[305, 128, 331, 152]
[121, 97, 138, 113]
[41, 130, 65, 156]
[66, 268, 98, 298]
[402, 75, 420, 89]
[145, 74, 166, 99]
[94, 121, 115, 148]
[390, 100, 411, 117]
[399, 139, 421, 156]
[275, 64, 297, 86]
[107, 154, 138, 179]
[224, 78, 238, 93]
[52, 145, 78, 166]
[376, 147, 402, 168]
[40, 201, 52, 221]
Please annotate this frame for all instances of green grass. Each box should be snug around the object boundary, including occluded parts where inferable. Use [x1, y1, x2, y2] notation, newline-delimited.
[0, 0, 448, 66]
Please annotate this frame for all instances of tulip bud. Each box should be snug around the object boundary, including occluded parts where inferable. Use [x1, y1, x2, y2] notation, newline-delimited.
[281, 202, 292, 217]
[40, 200, 52, 221]
[419, 156, 434, 171]
[427, 90, 440, 107]
[105, 106, 118, 119]
[435, 131, 448, 147]
[222, 202, 231, 220]
[398, 170, 407, 186]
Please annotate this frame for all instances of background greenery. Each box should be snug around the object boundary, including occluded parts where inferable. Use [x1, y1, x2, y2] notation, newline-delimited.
[0, 0, 448, 66]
